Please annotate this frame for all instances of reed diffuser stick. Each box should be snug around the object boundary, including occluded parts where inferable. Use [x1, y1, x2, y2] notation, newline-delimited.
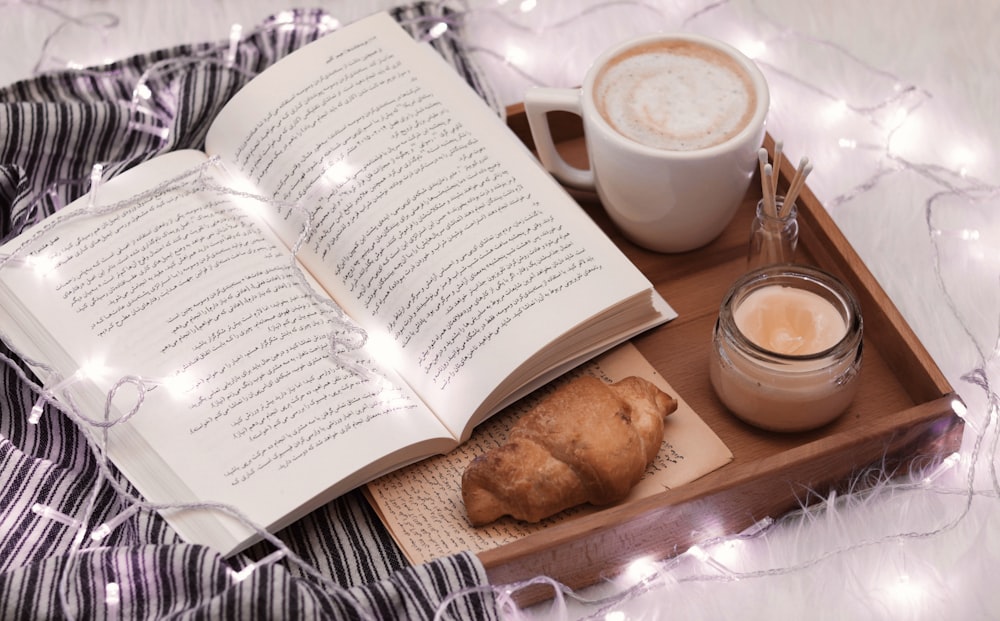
[771, 140, 783, 199]
[764, 163, 774, 212]
[757, 148, 777, 216]
[783, 158, 813, 216]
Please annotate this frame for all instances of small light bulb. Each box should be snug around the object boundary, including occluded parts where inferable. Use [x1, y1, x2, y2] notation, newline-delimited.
[959, 229, 980, 241]
[950, 145, 974, 169]
[90, 504, 141, 541]
[90, 524, 112, 541]
[504, 45, 527, 65]
[951, 397, 967, 418]
[88, 163, 104, 208]
[687, 545, 709, 561]
[714, 539, 743, 565]
[624, 556, 659, 583]
[427, 22, 448, 40]
[31, 503, 81, 528]
[826, 99, 849, 120]
[922, 452, 961, 485]
[226, 24, 243, 66]
[105, 582, 120, 606]
[886, 573, 923, 606]
[79, 359, 109, 381]
[739, 39, 767, 60]
[318, 15, 340, 32]
[324, 161, 355, 185]
[160, 370, 196, 397]
[231, 565, 255, 582]
[685, 544, 733, 576]
[230, 549, 285, 582]
[366, 330, 403, 370]
[28, 398, 45, 424]
[26, 254, 59, 277]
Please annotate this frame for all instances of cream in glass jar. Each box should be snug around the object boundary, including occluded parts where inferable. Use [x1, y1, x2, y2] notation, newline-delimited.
[709, 265, 863, 432]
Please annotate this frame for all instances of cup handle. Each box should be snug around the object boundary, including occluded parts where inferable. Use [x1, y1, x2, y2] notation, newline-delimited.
[524, 87, 595, 191]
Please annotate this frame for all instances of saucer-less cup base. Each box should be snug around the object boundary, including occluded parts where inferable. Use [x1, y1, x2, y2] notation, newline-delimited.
[524, 33, 770, 253]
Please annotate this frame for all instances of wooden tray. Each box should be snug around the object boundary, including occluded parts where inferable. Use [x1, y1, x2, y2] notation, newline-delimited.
[481, 105, 964, 603]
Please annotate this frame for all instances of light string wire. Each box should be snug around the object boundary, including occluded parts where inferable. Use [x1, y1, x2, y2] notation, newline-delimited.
[0, 158, 380, 620]
[451, 2, 669, 88]
[405, 6, 1000, 610]
[9, 0, 121, 76]
[3, 1, 998, 618]
[6, 8, 342, 242]
[2, 156, 375, 434]
[0, 343, 371, 621]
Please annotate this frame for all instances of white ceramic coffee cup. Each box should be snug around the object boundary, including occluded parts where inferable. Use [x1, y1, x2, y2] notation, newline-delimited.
[524, 33, 769, 253]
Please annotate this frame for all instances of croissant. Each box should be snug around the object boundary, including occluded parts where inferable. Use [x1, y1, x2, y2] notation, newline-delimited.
[461, 375, 677, 526]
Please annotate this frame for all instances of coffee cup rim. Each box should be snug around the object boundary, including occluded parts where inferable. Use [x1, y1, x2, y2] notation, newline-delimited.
[582, 31, 770, 157]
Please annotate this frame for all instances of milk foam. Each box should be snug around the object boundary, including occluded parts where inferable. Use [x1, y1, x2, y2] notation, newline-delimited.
[594, 40, 756, 151]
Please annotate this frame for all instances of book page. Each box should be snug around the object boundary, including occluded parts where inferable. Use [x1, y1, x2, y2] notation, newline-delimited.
[205, 12, 674, 440]
[0, 150, 456, 554]
[363, 343, 734, 565]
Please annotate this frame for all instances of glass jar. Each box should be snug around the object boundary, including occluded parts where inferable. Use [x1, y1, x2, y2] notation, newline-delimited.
[709, 265, 863, 432]
[747, 196, 798, 270]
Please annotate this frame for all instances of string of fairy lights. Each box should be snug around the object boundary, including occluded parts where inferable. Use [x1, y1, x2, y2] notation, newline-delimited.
[1, 1, 998, 619]
[447, 1, 1000, 617]
[0, 155, 386, 617]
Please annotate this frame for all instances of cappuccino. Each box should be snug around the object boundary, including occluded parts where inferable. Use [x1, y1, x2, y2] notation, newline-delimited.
[524, 32, 768, 251]
[594, 39, 756, 151]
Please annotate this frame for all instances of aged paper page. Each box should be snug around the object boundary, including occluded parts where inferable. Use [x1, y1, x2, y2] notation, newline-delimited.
[364, 343, 733, 564]
[205, 12, 673, 438]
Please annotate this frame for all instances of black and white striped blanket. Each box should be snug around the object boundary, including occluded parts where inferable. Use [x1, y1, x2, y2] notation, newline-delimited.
[0, 6, 500, 619]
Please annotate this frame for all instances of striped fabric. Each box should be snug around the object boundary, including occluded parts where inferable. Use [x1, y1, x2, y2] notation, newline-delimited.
[0, 6, 499, 620]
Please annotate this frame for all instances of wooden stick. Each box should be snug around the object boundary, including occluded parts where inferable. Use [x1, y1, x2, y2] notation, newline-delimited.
[757, 148, 776, 216]
[771, 140, 783, 200]
[783, 158, 812, 216]
[757, 147, 768, 186]
[782, 156, 807, 207]
[763, 164, 775, 216]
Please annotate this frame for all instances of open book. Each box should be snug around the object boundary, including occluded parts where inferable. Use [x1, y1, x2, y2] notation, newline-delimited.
[0, 12, 674, 556]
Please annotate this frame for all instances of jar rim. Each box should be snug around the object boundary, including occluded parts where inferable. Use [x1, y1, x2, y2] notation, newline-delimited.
[718, 264, 863, 363]
[755, 196, 798, 222]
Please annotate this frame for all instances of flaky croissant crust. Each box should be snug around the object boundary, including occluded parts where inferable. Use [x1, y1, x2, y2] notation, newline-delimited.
[461, 375, 677, 526]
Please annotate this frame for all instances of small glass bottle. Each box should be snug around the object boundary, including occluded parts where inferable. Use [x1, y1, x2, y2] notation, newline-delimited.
[747, 196, 798, 270]
[709, 265, 863, 433]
